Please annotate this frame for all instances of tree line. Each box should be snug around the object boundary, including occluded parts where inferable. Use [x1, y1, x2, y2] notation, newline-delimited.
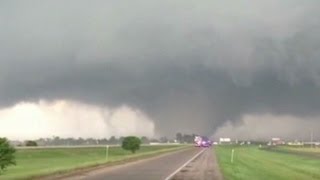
[1, 133, 197, 174]
[10, 134, 194, 147]
[175, 133, 197, 144]
[9, 133, 196, 147]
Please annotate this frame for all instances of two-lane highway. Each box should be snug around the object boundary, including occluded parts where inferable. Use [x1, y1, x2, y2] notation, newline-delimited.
[54, 147, 222, 180]
[60, 147, 202, 180]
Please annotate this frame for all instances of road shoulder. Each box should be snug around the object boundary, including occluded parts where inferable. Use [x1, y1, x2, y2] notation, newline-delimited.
[40, 146, 192, 180]
[171, 147, 223, 180]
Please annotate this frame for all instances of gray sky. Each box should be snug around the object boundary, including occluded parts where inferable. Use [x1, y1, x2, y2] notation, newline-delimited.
[0, 1, 320, 140]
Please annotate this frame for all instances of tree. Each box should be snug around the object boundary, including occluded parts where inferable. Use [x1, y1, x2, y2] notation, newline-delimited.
[25, 140, 38, 146]
[140, 136, 149, 144]
[176, 133, 183, 143]
[0, 138, 16, 173]
[182, 134, 194, 143]
[119, 136, 125, 143]
[121, 136, 141, 153]
[109, 136, 118, 144]
[160, 136, 168, 143]
[53, 136, 61, 145]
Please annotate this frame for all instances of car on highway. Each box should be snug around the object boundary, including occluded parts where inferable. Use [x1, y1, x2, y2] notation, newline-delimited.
[194, 136, 212, 147]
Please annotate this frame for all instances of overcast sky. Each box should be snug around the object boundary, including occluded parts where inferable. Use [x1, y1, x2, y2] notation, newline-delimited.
[0, 1, 320, 140]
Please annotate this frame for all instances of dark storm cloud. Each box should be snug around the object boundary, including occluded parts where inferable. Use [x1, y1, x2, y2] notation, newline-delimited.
[1, 0, 320, 136]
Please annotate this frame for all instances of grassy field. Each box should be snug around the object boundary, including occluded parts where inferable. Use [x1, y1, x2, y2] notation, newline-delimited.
[215, 145, 320, 180]
[1, 145, 186, 180]
[284, 147, 320, 153]
[274, 146, 320, 158]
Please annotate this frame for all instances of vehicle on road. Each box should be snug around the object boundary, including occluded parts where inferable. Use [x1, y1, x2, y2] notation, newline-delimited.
[194, 136, 212, 147]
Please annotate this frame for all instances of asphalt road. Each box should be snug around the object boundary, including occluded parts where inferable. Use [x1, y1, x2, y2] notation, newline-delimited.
[58, 147, 223, 180]
[60, 147, 202, 180]
[172, 148, 223, 180]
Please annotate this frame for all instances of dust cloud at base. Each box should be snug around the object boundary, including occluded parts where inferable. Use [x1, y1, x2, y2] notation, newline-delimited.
[0, 100, 155, 140]
[213, 114, 320, 141]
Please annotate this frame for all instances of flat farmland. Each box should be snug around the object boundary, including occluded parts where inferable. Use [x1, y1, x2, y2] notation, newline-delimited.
[215, 145, 320, 180]
[1, 145, 186, 180]
[273, 146, 320, 158]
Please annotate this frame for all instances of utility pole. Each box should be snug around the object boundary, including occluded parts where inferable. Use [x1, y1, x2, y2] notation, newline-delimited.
[311, 128, 314, 148]
[106, 145, 109, 161]
[231, 149, 235, 163]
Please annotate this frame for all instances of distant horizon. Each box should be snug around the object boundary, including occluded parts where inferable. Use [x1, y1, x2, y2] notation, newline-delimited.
[1, 1, 320, 140]
[7, 134, 319, 143]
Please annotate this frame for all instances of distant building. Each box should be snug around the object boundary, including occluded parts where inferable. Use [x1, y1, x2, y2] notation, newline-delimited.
[219, 138, 231, 144]
[271, 138, 285, 145]
[287, 140, 304, 146]
[303, 142, 320, 146]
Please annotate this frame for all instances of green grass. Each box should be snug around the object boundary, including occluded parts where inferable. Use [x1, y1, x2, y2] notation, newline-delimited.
[276, 146, 320, 155]
[261, 146, 320, 160]
[215, 145, 320, 180]
[1, 145, 186, 180]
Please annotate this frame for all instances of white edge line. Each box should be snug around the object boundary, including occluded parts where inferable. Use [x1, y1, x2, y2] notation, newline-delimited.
[164, 148, 206, 180]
